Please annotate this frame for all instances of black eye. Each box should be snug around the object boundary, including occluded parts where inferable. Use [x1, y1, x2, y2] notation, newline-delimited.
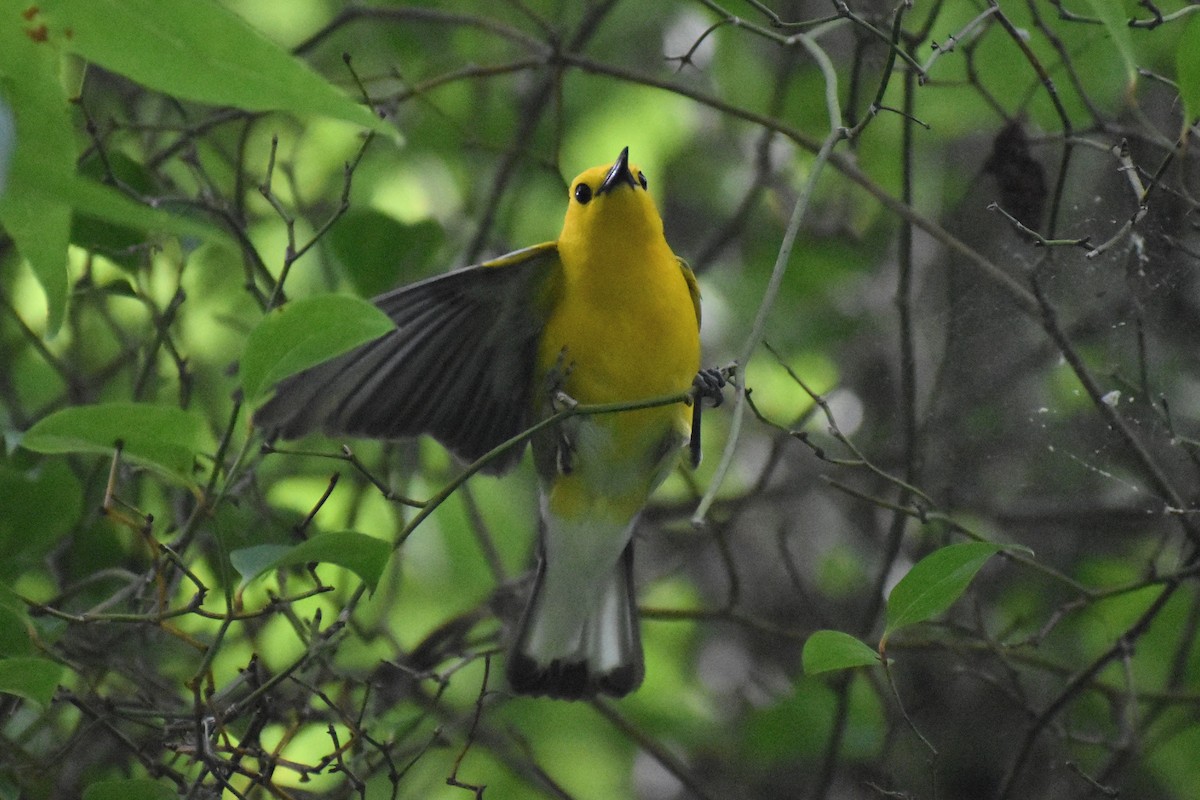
[638, 171, 648, 189]
[574, 183, 592, 204]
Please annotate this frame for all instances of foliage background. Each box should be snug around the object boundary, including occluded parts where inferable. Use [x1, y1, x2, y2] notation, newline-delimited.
[2, 0, 1200, 798]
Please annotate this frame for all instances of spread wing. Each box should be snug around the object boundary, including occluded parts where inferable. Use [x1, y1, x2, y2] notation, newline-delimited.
[254, 243, 563, 474]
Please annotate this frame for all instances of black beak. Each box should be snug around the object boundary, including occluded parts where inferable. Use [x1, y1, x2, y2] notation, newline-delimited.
[596, 146, 637, 196]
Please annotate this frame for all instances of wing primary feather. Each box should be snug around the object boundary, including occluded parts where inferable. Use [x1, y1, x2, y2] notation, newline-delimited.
[254, 245, 562, 474]
[337, 303, 475, 432]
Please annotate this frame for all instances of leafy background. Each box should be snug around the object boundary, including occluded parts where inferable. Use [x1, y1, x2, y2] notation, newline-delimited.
[2, 1, 1200, 798]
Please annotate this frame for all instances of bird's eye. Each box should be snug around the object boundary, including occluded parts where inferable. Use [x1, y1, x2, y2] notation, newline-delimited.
[574, 183, 593, 204]
[637, 171, 648, 189]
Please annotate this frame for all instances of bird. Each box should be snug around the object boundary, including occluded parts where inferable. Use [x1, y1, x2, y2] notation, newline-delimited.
[254, 147, 723, 699]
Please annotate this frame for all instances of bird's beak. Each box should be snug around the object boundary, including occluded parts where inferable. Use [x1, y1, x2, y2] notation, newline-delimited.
[596, 146, 637, 196]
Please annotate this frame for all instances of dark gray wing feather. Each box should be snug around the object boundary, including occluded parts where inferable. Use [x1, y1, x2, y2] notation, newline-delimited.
[254, 243, 561, 474]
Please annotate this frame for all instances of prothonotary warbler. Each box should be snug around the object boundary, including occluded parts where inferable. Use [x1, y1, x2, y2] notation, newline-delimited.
[255, 147, 724, 699]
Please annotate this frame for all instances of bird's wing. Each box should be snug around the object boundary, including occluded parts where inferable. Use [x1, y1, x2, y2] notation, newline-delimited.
[678, 257, 701, 330]
[254, 242, 563, 474]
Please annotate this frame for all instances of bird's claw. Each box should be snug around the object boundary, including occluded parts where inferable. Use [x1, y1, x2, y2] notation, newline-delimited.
[552, 390, 578, 412]
[689, 366, 730, 468]
[692, 367, 727, 408]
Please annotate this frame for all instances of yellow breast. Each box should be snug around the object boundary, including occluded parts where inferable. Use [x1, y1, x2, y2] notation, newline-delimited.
[538, 165, 699, 410]
[535, 156, 701, 513]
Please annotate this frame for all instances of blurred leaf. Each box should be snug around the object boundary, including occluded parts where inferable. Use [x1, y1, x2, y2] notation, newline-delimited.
[1147, 719, 1200, 795]
[231, 531, 391, 593]
[39, 0, 397, 140]
[1085, 584, 1163, 639]
[329, 212, 444, 297]
[79, 150, 157, 195]
[802, 629, 880, 675]
[1178, 13, 1200, 125]
[1086, 0, 1139, 85]
[740, 679, 836, 763]
[82, 778, 177, 800]
[815, 543, 871, 600]
[0, 656, 63, 706]
[0, 460, 81, 576]
[0, 8, 75, 332]
[0, 92, 11, 194]
[884, 542, 1008, 642]
[241, 294, 394, 403]
[0, 605, 32, 657]
[20, 403, 212, 488]
[71, 152, 159, 269]
[36, 168, 234, 250]
[740, 676, 885, 764]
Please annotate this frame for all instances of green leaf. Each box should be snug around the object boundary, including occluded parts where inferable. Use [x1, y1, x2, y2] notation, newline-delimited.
[231, 531, 391, 593]
[884, 542, 1006, 641]
[83, 778, 177, 800]
[0, 656, 64, 706]
[802, 629, 880, 675]
[21, 403, 212, 488]
[1177, 12, 1200, 125]
[40, 0, 396, 140]
[241, 294, 395, 403]
[1086, 0, 1139, 85]
[0, 9, 77, 332]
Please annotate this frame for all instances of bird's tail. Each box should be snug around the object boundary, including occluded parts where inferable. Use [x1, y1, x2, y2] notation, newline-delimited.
[506, 542, 644, 700]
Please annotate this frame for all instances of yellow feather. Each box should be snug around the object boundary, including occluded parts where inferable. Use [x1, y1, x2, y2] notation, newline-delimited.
[532, 155, 701, 595]
[539, 160, 700, 434]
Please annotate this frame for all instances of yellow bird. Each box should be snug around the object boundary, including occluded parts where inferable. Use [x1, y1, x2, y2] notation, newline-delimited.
[256, 148, 722, 699]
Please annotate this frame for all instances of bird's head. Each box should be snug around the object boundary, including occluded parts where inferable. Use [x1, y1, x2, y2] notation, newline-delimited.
[559, 147, 664, 252]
